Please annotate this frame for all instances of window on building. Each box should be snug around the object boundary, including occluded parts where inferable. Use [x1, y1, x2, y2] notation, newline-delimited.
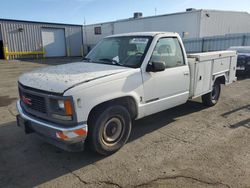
[94, 26, 102, 35]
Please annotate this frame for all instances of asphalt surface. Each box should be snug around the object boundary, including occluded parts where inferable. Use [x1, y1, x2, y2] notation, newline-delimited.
[0, 58, 249, 188]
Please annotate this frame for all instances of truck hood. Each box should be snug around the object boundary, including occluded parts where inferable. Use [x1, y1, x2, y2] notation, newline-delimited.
[19, 62, 132, 94]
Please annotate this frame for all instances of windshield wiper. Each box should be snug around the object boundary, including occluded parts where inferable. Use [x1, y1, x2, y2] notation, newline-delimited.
[98, 58, 123, 66]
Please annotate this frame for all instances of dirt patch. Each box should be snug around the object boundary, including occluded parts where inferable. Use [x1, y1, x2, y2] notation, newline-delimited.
[0, 96, 17, 107]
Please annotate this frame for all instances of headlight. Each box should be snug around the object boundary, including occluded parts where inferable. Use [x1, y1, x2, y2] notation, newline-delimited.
[58, 100, 65, 109]
[50, 98, 73, 121]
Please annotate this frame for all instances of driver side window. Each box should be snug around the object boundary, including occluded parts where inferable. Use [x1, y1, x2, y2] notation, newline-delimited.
[150, 37, 185, 68]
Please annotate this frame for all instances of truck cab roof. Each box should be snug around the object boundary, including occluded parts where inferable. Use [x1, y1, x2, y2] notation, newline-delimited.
[105, 32, 179, 38]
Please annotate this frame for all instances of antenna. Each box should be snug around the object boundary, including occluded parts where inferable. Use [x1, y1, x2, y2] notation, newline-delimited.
[155, 8, 157, 15]
[83, 17, 88, 54]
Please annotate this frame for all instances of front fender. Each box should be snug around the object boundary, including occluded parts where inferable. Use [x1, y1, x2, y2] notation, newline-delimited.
[64, 69, 144, 122]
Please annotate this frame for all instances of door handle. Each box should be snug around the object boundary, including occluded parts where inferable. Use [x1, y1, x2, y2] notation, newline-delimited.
[183, 72, 189, 76]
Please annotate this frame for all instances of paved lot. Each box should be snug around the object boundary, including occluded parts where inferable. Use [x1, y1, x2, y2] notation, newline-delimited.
[0, 58, 249, 188]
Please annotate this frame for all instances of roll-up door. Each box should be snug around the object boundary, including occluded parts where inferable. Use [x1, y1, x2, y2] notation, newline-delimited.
[42, 28, 66, 57]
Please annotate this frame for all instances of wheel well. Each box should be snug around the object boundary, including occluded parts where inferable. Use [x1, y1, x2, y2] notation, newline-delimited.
[87, 96, 138, 123]
[215, 76, 226, 85]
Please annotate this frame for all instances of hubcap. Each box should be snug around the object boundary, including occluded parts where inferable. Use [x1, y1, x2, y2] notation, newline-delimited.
[102, 117, 123, 145]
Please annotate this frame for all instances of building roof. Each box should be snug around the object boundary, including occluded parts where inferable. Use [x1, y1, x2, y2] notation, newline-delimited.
[0, 18, 82, 27]
[85, 9, 250, 27]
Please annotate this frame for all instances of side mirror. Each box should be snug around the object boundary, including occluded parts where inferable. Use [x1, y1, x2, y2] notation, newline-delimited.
[146, 61, 166, 72]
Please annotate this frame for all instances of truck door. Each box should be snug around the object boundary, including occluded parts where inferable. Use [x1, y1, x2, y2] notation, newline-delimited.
[141, 37, 190, 116]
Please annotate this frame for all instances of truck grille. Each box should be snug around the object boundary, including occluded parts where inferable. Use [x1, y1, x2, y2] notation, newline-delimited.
[19, 85, 47, 114]
[21, 92, 47, 113]
[18, 83, 77, 126]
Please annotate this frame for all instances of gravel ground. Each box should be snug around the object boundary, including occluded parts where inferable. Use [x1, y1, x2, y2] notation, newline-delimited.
[0, 59, 249, 188]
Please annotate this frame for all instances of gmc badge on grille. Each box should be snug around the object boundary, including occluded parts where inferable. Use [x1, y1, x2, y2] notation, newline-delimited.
[22, 95, 32, 105]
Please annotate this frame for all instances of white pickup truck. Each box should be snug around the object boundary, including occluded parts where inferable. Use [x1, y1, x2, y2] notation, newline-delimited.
[16, 32, 237, 155]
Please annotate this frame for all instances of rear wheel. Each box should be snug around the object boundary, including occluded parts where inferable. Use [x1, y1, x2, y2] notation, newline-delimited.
[88, 105, 132, 155]
[202, 81, 221, 106]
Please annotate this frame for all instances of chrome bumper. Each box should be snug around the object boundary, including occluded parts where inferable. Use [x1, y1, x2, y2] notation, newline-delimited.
[16, 100, 88, 151]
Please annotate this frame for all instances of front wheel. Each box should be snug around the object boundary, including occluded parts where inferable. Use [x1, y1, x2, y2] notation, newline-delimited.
[202, 81, 221, 107]
[87, 105, 132, 155]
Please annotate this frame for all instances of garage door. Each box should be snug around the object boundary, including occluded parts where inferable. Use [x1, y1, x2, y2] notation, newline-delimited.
[42, 28, 66, 57]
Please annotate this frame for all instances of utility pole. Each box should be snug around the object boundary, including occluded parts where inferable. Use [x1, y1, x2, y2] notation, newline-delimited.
[83, 17, 88, 55]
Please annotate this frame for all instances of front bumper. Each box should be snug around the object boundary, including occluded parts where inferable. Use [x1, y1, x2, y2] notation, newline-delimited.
[16, 100, 88, 151]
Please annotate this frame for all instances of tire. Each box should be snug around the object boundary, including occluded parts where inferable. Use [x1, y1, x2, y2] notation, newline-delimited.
[202, 81, 221, 107]
[87, 105, 132, 155]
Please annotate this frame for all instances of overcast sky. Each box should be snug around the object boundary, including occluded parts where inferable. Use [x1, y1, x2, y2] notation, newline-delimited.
[0, 0, 250, 25]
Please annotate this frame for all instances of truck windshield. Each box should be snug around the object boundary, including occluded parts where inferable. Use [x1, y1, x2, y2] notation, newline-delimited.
[85, 36, 152, 68]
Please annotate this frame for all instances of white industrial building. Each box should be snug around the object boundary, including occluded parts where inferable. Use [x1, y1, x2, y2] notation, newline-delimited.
[83, 9, 250, 51]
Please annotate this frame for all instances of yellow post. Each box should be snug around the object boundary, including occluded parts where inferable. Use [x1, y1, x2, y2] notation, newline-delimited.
[3, 46, 9, 60]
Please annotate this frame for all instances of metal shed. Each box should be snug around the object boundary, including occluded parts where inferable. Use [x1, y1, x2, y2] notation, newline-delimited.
[0, 19, 84, 59]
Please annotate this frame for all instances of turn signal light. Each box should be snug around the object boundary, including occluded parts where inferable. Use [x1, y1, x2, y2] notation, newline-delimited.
[64, 100, 73, 116]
